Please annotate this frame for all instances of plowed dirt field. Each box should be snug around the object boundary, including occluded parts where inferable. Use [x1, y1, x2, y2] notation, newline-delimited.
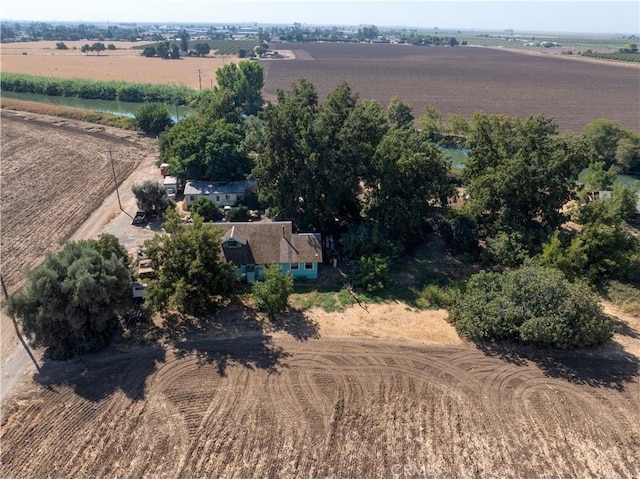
[1, 336, 638, 478]
[261, 42, 640, 133]
[0, 111, 157, 365]
[0, 112, 156, 295]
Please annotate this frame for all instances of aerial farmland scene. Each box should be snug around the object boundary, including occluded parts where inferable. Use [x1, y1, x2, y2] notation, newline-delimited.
[1, 1, 639, 478]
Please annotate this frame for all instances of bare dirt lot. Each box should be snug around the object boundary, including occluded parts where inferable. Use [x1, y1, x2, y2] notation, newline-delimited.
[0, 111, 157, 365]
[262, 43, 640, 133]
[0, 41, 234, 90]
[1, 334, 638, 479]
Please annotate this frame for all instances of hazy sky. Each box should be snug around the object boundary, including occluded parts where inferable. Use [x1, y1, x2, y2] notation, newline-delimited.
[2, 1, 638, 34]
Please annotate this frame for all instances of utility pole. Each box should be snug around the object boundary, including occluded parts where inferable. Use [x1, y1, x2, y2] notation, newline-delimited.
[0, 275, 41, 373]
[108, 149, 128, 216]
[197, 69, 202, 90]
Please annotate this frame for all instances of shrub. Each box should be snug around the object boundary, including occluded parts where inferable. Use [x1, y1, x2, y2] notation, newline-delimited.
[351, 254, 391, 293]
[227, 205, 250, 222]
[190, 197, 223, 222]
[450, 266, 614, 349]
[135, 103, 174, 136]
[252, 264, 294, 319]
[483, 231, 529, 267]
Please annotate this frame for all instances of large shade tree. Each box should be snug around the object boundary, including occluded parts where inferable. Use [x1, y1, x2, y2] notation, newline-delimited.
[6, 235, 131, 359]
[463, 112, 588, 253]
[159, 117, 252, 182]
[143, 216, 235, 316]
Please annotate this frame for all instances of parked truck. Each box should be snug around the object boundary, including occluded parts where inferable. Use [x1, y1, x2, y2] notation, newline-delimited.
[163, 176, 178, 200]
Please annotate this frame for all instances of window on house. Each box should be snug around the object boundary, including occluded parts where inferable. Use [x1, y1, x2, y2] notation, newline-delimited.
[190, 196, 196, 201]
[216, 195, 220, 202]
[226, 240, 238, 248]
[290, 263, 299, 270]
[225, 194, 230, 200]
[304, 262, 313, 270]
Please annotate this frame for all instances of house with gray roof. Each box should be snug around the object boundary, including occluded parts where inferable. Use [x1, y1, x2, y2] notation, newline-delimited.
[220, 222, 322, 282]
[184, 180, 257, 208]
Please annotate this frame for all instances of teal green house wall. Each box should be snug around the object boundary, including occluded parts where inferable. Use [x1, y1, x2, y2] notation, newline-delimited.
[220, 222, 322, 284]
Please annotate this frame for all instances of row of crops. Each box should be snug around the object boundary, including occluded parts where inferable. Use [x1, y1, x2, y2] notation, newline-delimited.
[0, 73, 200, 105]
[132, 39, 261, 56]
[206, 39, 260, 55]
[581, 51, 640, 62]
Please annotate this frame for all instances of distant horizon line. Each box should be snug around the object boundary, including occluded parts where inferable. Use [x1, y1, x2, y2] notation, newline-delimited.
[1, 18, 637, 37]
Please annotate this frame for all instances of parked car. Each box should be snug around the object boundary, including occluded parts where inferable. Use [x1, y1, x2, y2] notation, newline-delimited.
[138, 259, 155, 279]
[132, 211, 147, 225]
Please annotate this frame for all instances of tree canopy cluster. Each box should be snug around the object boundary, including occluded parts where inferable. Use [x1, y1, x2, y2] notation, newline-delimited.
[450, 266, 614, 349]
[81, 42, 106, 55]
[134, 103, 174, 136]
[143, 214, 236, 316]
[6, 235, 131, 359]
[132, 180, 174, 216]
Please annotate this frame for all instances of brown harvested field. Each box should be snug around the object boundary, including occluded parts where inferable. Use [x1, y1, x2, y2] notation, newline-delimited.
[0, 112, 156, 296]
[0, 41, 235, 90]
[262, 43, 640, 133]
[1, 332, 639, 478]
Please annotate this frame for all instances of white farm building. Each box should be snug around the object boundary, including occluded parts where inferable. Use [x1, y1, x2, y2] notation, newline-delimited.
[183, 180, 257, 208]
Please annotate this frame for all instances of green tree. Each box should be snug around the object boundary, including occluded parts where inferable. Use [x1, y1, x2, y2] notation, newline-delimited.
[227, 205, 250, 222]
[190, 197, 223, 222]
[6, 236, 131, 359]
[252, 264, 293, 320]
[363, 127, 453, 248]
[386, 97, 414, 129]
[464, 112, 587, 253]
[159, 117, 252, 182]
[615, 134, 640, 175]
[450, 266, 614, 348]
[132, 180, 174, 216]
[351, 254, 390, 293]
[582, 119, 624, 169]
[194, 42, 211, 56]
[580, 161, 617, 194]
[419, 104, 443, 141]
[81, 44, 91, 55]
[91, 42, 106, 55]
[543, 183, 640, 282]
[254, 80, 373, 230]
[141, 46, 157, 57]
[135, 103, 174, 136]
[170, 44, 180, 59]
[215, 61, 264, 116]
[178, 29, 189, 52]
[143, 216, 235, 316]
[253, 79, 322, 227]
[440, 214, 479, 254]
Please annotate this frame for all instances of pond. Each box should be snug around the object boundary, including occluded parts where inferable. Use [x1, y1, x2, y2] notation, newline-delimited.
[439, 146, 469, 169]
[2, 91, 192, 122]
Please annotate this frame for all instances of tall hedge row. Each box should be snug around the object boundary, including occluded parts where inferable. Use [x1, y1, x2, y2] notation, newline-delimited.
[0, 73, 199, 105]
